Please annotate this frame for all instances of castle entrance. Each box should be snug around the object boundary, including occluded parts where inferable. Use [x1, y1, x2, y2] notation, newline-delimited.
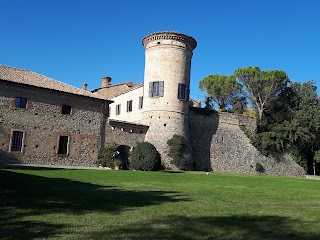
[117, 145, 131, 170]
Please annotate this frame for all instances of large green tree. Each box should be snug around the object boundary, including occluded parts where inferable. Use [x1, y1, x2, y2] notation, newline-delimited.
[234, 67, 289, 124]
[252, 80, 320, 173]
[286, 81, 320, 172]
[199, 74, 246, 112]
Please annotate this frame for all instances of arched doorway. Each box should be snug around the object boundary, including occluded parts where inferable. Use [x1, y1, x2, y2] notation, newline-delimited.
[117, 145, 131, 169]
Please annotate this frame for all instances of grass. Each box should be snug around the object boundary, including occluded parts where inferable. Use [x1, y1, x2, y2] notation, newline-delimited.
[0, 166, 320, 240]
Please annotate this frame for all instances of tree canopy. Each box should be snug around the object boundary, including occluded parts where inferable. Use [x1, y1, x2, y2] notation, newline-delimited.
[234, 66, 289, 123]
[199, 74, 246, 113]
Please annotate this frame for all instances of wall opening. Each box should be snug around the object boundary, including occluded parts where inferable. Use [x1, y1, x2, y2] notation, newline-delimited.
[58, 136, 69, 155]
[117, 145, 131, 170]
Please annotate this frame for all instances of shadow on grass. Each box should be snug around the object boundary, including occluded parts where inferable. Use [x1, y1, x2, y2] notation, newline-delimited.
[0, 169, 189, 240]
[89, 214, 320, 240]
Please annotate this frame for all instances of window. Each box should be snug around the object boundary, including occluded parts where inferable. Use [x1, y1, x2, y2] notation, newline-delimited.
[15, 97, 27, 108]
[61, 105, 72, 115]
[58, 136, 69, 155]
[178, 83, 188, 101]
[149, 81, 164, 97]
[116, 104, 121, 115]
[127, 100, 133, 112]
[10, 130, 24, 152]
[139, 96, 143, 109]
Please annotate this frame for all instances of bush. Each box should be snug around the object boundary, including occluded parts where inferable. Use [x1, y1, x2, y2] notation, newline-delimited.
[167, 134, 192, 170]
[129, 142, 161, 171]
[97, 142, 118, 168]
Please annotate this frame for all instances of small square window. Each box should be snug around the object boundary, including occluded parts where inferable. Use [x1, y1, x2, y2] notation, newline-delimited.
[15, 97, 27, 108]
[61, 105, 72, 115]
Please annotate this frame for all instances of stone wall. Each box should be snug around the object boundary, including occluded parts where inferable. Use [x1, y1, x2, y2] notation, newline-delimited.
[105, 120, 147, 147]
[143, 111, 191, 169]
[0, 81, 108, 167]
[189, 110, 305, 177]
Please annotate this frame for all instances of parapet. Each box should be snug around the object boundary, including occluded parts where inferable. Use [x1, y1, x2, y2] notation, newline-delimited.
[142, 31, 197, 50]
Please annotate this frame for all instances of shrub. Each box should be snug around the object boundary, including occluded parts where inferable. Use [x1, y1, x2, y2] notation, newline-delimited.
[97, 142, 118, 168]
[129, 142, 161, 171]
[167, 134, 192, 170]
[243, 109, 256, 118]
[255, 162, 264, 173]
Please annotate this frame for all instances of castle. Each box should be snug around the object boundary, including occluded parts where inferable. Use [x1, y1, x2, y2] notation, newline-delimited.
[0, 31, 305, 176]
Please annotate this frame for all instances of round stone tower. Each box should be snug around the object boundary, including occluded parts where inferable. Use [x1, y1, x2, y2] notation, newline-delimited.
[141, 31, 197, 169]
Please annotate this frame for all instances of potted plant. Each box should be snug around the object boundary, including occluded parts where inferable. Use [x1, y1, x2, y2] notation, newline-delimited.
[113, 159, 122, 170]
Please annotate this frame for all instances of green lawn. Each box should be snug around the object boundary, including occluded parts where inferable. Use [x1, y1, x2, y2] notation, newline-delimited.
[0, 167, 319, 240]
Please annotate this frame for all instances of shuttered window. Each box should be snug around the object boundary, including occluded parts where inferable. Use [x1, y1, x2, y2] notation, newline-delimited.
[127, 100, 133, 112]
[15, 97, 27, 108]
[149, 81, 164, 97]
[178, 83, 188, 100]
[116, 104, 121, 115]
[139, 96, 143, 109]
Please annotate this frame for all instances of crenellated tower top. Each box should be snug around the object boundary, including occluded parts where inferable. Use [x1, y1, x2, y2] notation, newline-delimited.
[142, 31, 197, 51]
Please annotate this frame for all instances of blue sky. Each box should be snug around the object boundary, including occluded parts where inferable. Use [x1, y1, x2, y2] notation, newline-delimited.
[1, 0, 319, 102]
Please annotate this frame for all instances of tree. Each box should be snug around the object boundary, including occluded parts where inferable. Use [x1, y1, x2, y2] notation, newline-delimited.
[167, 134, 192, 170]
[234, 66, 289, 124]
[199, 74, 246, 112]
[249, 80, 320, 174]
[285, 81, 320, 172]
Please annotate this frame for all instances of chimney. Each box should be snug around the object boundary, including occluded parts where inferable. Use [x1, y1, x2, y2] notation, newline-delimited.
[82, 83, 88, 91]
[197, 100, 202, 108]
[101, 76, 112, 88]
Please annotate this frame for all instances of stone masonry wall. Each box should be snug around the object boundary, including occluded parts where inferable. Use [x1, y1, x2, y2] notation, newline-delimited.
[105, 120, 147, 147]
[143, 111, 191, 169]
[0, 81, 108, 167]
[189, 110, 305, 177]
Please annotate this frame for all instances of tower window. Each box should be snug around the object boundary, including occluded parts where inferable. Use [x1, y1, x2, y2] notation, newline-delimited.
[178, 83, 188, 101]
[58, 136, 69, 155]
[149, 81, 164, 97]
[139, 96, 143, 109]
[61, 105, 72, 115]
[15, 97, 27, 108]
[127, 100, 133, 112]
[10, 130, 24, 152]
[116, 104, 121, 115]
